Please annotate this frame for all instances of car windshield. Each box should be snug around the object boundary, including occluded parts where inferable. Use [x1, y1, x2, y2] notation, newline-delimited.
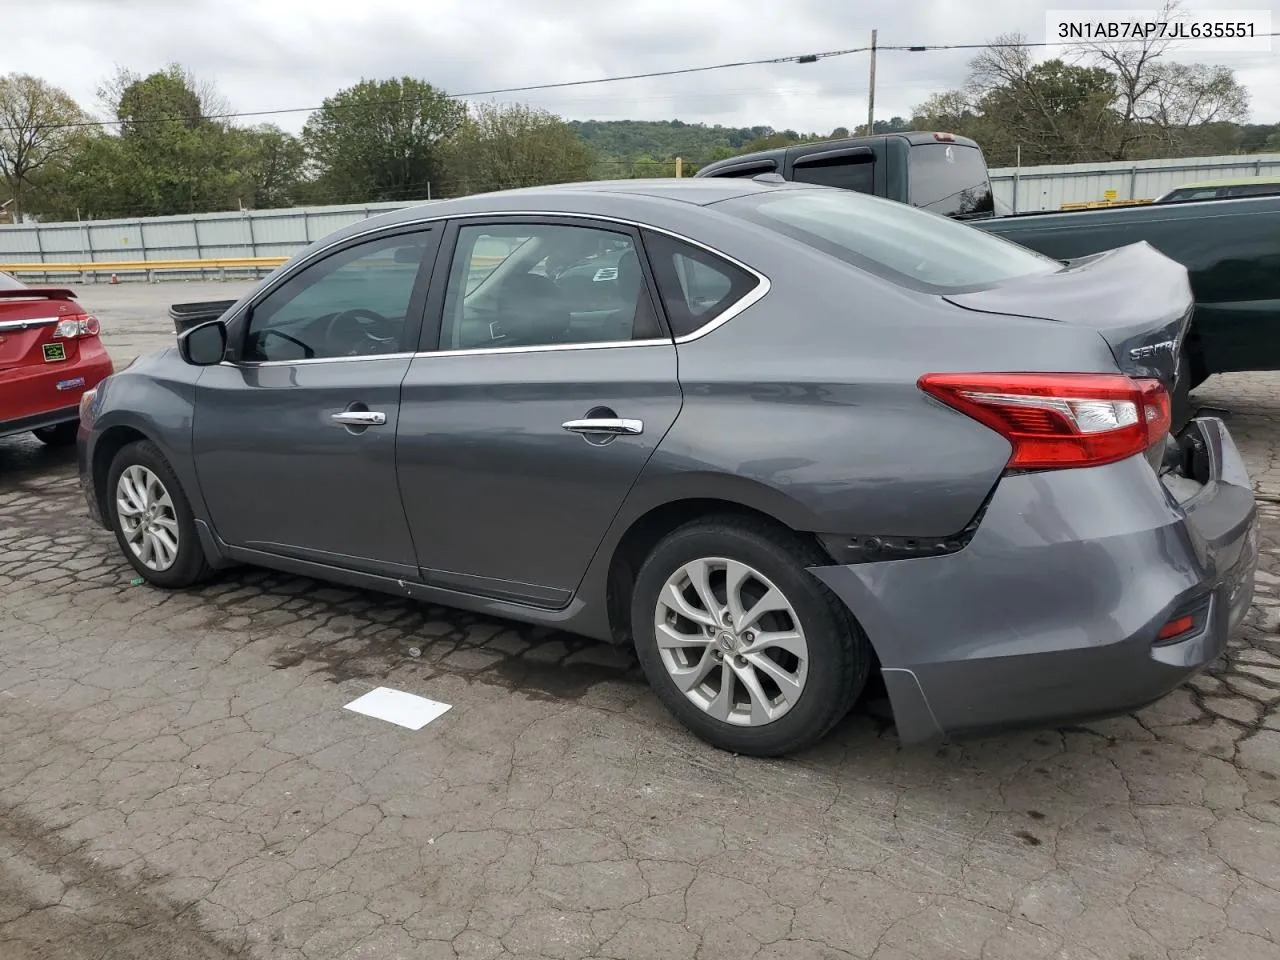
[724, 188, 1061, 293]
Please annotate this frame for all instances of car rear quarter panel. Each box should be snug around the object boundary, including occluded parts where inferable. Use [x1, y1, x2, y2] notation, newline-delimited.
[629, 216, 1125, 540]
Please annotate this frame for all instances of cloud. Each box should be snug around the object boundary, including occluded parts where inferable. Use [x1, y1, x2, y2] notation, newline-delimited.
[7, 0, 1276, 146]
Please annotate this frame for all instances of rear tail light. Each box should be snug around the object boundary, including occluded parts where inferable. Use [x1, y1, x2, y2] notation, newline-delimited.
[53, 315, 100, 339]
[918, 372, 1172, 470]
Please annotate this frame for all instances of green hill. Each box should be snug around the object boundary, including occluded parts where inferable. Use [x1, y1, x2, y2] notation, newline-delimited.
[569, 118, 914, 176]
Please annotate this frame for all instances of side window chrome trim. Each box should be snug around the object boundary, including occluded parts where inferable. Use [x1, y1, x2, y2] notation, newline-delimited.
[238, 210, 771, 351]
[219, 351, 419, 369]
[215, 339, 680, 368]
[668, 266, 769, 345]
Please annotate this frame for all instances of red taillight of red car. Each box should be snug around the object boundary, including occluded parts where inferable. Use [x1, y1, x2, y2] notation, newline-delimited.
[918, 372, 1172, 470]
[53, 314, 101, 339]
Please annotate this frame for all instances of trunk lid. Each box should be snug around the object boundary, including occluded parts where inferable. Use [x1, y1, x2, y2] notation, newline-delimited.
[0, 291, 85, 371]
[942, 242, 1192, 391]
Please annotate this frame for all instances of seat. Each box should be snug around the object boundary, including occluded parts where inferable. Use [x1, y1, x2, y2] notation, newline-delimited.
[496, 272, 571, 345]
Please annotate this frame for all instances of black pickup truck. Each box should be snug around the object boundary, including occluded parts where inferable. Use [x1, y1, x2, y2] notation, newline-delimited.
[695, 132, 1280, 388]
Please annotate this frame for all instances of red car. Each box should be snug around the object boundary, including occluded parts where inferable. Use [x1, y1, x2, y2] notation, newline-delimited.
[0, 270, 113, 446]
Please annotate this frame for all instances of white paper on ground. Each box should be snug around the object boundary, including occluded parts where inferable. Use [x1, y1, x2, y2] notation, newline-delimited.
[343, 686, 452, 730]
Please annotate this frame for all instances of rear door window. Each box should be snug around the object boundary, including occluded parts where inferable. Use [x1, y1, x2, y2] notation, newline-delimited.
[908, 143, 995, 218]
[791, 156, 875, 194]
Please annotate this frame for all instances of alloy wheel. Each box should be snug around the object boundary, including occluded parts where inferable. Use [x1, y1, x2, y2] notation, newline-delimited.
[653, 557, 809, 726]
[116, 464, 180, 572]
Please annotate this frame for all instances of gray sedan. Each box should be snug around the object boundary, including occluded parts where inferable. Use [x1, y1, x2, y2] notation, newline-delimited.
[76, 177, 1259, 756]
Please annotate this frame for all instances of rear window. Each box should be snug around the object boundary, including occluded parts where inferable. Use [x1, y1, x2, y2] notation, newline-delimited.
[908, 143, 995, 218]
[0, 271, 25, 290]
[725, 188, 1061, 294]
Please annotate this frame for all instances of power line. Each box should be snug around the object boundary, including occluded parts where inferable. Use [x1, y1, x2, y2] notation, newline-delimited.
[4, 45, 870, 134]
[5, 30, 1277, 136]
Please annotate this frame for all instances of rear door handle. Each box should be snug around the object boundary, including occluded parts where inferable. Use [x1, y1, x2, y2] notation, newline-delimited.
[331, 411, 387, 426]
[561, 417, 643, 436]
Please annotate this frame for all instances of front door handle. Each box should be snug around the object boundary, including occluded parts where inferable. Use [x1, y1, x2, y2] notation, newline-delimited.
[331, 411, 387, 426]
[561, 417, 643, 436]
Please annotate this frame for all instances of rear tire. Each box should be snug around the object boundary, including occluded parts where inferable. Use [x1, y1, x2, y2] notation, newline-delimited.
[32, 422, 79, 447]
[106, 440, 213, 588]
[631, 515, 871, 757]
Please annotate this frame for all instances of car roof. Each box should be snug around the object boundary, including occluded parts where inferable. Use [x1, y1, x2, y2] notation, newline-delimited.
[302, 177, 817, 252]
[405, 177, 805, 213]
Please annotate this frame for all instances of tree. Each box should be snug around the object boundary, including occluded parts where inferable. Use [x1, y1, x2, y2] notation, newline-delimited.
[1069, 0, 1248, 158]
[626, 154, 677, 178]
[303, 77, 465, 204]
[873, 117, 911, 133]
[962, 41, 1120, 164]
[737, 131, 814, 153]
[1132, 62, 1249, 155]
[442, 101, 597, 196]
[910, 10, 1250, 166]
[89, 65, 246, 215]
[238, 125, 306, 209]
[26, 64, 293, 220]
[0, 74, 89, 222]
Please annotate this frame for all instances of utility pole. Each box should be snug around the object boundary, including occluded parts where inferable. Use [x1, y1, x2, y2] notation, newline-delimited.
[866, 29, 878, 137]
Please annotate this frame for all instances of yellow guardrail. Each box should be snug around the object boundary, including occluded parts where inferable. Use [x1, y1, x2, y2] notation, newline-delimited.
[1059, 199, 1154, 211]
[0, 257, 289, 273]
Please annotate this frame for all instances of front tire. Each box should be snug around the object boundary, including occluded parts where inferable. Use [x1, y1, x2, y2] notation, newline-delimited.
[32, 421, 79, 447]
[631, 515, 871, 757]
[106, 440, 212, 588]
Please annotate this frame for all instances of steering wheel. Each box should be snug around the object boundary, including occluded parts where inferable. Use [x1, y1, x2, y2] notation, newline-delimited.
[323, 308, 399, 355]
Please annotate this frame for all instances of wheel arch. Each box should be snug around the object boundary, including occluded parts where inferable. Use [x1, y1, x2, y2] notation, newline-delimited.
[598, 479, 838, 649]
[91, 423, 153, 523]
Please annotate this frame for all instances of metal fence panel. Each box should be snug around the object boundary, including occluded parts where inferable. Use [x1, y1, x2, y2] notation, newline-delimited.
[2, 155, 1278, 270]
[990, 152, 1280, 212]
[33, 225, 87, 256]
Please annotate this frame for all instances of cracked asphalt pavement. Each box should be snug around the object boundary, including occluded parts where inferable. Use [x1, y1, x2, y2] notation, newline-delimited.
[3, 283, 1280, 959]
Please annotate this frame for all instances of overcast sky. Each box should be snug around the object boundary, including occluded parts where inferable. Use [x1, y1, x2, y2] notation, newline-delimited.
[8, 0, 1279, 138]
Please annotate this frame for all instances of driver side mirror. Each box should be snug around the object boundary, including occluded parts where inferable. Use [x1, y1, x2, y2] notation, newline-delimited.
[179, 320, 228, 366]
